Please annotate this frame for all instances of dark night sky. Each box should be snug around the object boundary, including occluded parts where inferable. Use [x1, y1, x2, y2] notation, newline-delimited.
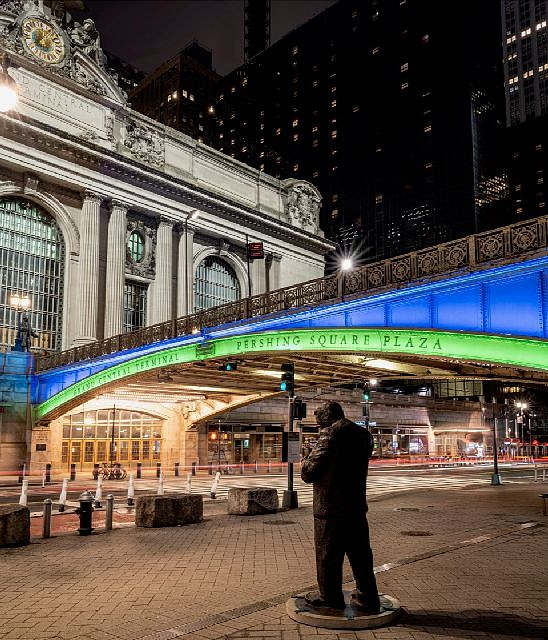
[83, 0, 337, 76]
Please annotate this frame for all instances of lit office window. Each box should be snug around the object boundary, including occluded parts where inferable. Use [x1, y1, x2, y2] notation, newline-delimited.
[0, 198, 64, 351]
[194, 257, 241, 311]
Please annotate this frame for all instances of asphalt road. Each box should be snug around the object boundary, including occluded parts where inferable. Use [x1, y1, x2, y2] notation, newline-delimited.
[1, 462, 540, 513]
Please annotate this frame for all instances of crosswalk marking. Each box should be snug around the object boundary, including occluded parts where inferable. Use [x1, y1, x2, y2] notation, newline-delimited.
[130, 473, 520, 507]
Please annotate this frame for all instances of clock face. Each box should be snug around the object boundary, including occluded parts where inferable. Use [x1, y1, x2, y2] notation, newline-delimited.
[21, 18, 65, 64]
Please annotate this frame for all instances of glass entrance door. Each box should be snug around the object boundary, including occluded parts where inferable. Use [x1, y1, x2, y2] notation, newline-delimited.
[233, 436, 251, 464]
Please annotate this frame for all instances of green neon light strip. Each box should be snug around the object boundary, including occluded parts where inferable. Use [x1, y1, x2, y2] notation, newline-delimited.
[37, 329, 548, 419]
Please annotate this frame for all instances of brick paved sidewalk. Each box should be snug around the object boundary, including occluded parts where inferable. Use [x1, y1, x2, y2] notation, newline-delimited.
[0, 484, 547, 640]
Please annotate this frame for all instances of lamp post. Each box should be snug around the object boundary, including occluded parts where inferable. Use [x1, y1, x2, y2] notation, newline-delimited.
[490, 398, 502, 486]
[0, 53, 18, 113]
[339, 256, 353, 301]
[10, 293, 31, 351]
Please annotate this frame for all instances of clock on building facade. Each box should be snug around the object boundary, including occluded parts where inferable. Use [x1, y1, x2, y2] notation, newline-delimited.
[21, 17, 66, 64]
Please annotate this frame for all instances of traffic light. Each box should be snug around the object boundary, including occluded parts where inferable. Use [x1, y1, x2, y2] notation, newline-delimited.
[280, 362, 295, 393]
[362, 384, 370, 402]
[218, 361, 238, 371]
[293, 398, 307, 420]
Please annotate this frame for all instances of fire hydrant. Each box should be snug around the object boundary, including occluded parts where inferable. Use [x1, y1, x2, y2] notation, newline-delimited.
[76, 490, 94, 536]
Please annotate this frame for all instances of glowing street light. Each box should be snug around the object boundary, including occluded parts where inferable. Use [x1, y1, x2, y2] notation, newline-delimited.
[340, 257, 354, 271]
[0, 53, 18, 113]
[10, 293, 34, 352]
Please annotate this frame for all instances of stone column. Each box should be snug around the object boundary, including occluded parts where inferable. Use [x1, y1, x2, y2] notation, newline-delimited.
[251, 257, 266, 295]
[177, 224, 196, 316]
[267, 253, 282, 291]
[104, 200, 129, 339]
[150, 217, 173, 325]
[73, 191, 102, 345]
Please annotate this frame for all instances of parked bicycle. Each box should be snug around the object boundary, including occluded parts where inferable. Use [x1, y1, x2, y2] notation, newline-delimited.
[92, 463, 127, 480]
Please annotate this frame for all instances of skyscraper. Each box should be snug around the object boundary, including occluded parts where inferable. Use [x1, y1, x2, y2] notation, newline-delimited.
[502, 0, 548, 221]
[214, 0, 510, 264]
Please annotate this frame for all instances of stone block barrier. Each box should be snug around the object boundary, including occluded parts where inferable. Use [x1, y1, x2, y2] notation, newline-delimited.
[135, 494, 203, 528]
[227, 487, 278, 515]
[0, 505, 30, 547]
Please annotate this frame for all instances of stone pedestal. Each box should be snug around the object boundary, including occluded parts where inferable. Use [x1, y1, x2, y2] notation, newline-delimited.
[227, 487, 278, 515]
[135, 494, 203, 527]
[286, 591, 401, 630]
[0, 505, 30, 547]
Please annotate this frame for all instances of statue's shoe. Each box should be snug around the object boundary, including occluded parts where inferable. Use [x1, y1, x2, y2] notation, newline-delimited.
[304, 591, 346, 611]
[349, 595, 381, 616]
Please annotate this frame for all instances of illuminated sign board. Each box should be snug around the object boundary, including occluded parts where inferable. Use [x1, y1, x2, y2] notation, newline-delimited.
[36, 328, 548, 419]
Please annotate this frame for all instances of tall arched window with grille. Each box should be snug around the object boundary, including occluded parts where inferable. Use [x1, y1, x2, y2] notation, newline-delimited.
[194, 256, 241, 311]
[0, 198, 65, 351]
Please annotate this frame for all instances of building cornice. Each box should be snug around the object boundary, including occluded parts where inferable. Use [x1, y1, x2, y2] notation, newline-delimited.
[0, 112, 335, 255]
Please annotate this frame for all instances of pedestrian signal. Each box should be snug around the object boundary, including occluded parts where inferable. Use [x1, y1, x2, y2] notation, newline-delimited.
[293, 398, 307, 420]
[219, 361, 238, 371]
[280, 362, 295, 393]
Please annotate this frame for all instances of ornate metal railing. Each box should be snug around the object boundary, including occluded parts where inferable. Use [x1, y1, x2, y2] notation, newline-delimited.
[35, 215, 548, 372]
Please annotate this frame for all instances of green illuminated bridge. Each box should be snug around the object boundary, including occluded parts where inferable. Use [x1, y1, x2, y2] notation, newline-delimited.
[35, 216, 548, 420]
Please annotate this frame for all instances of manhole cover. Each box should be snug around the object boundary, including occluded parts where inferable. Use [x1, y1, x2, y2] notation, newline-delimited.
[264, 521, 296, 525]
[400, 530, 433, 536]
[394, 507, 420, 512]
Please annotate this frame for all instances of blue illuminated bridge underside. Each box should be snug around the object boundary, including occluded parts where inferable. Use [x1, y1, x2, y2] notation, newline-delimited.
[36, 255, 548, 419]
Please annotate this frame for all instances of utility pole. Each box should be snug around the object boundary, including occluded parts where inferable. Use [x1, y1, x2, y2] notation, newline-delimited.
[491, 398, 502, 485]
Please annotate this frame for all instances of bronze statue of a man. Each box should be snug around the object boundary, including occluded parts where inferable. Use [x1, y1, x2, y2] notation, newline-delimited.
[301, 400, 380, 613]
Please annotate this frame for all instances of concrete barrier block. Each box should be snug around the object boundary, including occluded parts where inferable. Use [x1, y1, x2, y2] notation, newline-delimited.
[0, 505, 30, 547]
[135, 494, 203, 528]
[227, 487, 278, 515]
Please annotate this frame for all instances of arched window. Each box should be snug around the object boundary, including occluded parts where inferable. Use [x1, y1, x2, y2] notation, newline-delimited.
[0, 198, 64, 351]
[194, 256, 241, 311]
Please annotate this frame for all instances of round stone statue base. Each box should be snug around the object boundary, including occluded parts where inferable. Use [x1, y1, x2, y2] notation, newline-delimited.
[286, 591, 402, 630]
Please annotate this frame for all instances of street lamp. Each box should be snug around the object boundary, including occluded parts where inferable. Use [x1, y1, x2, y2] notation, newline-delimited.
[338, 256, 354, 300]
[10, 293, 32, 352]
[0, 53, 18, 113]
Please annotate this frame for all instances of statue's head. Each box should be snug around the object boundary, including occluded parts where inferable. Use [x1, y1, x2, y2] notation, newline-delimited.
[314, 401, 344, 428]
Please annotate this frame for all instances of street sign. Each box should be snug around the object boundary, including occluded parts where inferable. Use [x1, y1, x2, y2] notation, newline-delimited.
[282, 432, 301, 463]
[247, 242, 264, 259]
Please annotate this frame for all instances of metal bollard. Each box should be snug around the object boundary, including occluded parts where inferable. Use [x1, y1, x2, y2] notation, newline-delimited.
[210, 471, 221, 499]
[19, 478, 29, 506]
[185, 472, 192, 493]
[137, 462, 142, 479]
[240, 462, 244, 475]
[157, 472, 164, 496]
[41, 470, 46, 488]
[76, 490, 94, 536]
[94, 476, 103, 508]
[70, 463, 76, 481]
[191, 461, 196, 476]
[267, 459, 271, 473]
[105, 494, 114, 531]
[45, 463, 51, 484]
[18, 463, 25, 484]
[42, 498, 52, 539]
[174, 462, 180, 477]
[127, 473, 135, 506]
[156, 462, 162, 478]
[58, 478, 68, 512]
[208, 461, 213, 475]
[254, 460, 258, 474]
[92, 463, 100, 480]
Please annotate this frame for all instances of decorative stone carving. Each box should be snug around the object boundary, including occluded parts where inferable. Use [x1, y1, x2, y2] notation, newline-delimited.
[284, 180, 321, 234]
[123, 119, 165, 168]
[71, 59, 106, 95]
[0, 0, 26, 16]
[126, 217, 156, 280]
[68, 18, 103, 66]
[0, 3, 125, 102]
[218, 239, 230, 256]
